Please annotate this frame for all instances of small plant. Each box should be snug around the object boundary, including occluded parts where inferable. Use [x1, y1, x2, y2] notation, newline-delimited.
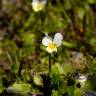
[41, 33, 66, 95]
[42, 32, 63, 72]
[1, 0, 96, 96]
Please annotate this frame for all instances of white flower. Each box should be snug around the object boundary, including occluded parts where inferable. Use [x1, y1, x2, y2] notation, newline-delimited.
[77, 74, 87, 88]
[32, 0, 47, 12]
[42, 33, 63, 53]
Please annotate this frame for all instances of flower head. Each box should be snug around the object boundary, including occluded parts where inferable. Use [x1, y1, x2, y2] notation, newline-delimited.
[32, 0, 47, 12]
[77, 74, 87, 88]
[42, 33, 63, 53]
[78, 75, 87, 83]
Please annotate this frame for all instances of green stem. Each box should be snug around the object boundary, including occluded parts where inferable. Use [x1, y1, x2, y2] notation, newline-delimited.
[57, 0, 71, 23]
[18, 59, 25, 77]
[49, 53, 51, 73]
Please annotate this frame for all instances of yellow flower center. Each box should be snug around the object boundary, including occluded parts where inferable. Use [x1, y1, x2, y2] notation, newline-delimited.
[47, 42, 57, 53]
[48, 42, 56, 49]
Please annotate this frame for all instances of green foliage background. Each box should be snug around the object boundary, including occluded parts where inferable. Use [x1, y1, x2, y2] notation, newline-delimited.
[0, 0, 96, 95]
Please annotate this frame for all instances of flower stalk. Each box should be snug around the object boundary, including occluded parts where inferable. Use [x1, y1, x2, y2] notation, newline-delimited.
[49, 53, 51, 73]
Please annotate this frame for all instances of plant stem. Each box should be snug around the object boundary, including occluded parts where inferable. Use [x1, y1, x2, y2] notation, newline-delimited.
[18, 59, 25, 77]
[49, 53, 51, 73]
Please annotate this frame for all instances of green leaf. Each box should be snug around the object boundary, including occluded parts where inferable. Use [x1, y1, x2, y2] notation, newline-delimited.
[63, 64, 74, 75]
[86, 0, 96, 4]
[7, 83, 31, 96]
[22, 33, 35, 46]
[33, 74, 43, 86]
[64, 0, 72, 10]
[0, 83, 4, 93]
[52, 90, 60, 96]
[63, 41, 76, 48]
[75, 7, 85, 20]
[74, 88, 83, 96]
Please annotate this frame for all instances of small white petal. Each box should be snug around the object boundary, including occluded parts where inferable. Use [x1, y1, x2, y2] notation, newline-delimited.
[54, 33, 63, 41]
[78, 75, 87, 88]
[54, 33, 63, 47]
[42, 37, 52, 46]
[79, 75, 87, 81]
[54, 40, 62, 47]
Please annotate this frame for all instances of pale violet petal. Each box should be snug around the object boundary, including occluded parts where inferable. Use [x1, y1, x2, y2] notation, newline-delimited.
[42, 37, 52, 46]
[54, 33, 63, 47]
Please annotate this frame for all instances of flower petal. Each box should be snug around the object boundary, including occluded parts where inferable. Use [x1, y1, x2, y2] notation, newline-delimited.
[42, 37, 52, 46]
[32, 0, 46, 12]
[46, 46, 57, 53]
[54, 33, 63, 41]
[54, 33, 63, 47]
